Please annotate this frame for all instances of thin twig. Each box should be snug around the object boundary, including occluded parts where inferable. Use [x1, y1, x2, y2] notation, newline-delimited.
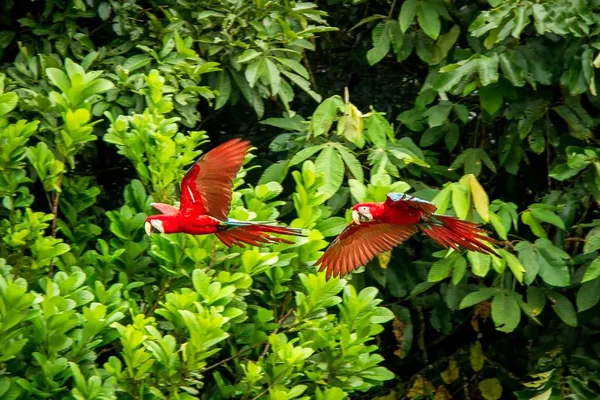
[48, 177, 63, 278]
[202, 341, 265, 374]
[146, 276, 174, 316]
[260, 308, 295, 358]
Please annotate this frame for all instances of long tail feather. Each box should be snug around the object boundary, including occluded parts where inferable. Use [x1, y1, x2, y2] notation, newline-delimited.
[419, 215, 501, 256]
[216, 223, 306, 248]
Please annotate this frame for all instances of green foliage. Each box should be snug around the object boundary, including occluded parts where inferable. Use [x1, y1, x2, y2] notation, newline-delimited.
[1, 0, 600, 398]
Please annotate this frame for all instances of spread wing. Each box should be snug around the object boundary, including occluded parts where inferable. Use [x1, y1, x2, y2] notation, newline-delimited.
[315, 221, 418, 280]
[180, 138, 251, 220]
[385, 193, 437, 215]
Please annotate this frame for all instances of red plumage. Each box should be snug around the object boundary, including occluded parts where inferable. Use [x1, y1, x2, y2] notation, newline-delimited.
[145, 139, 305, 246]
[315, 193, 501, 280]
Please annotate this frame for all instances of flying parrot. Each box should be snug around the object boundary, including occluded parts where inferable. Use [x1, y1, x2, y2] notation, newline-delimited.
[145, 138, 305, 247]
[315, 193, 501, 280]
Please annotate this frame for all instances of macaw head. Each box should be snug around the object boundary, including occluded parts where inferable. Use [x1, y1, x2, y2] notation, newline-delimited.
[351, 203, 376, 224]
[145, 203, 180, 236]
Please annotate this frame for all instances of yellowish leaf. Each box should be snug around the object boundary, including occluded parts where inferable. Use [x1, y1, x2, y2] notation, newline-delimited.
[451, 182, 470, 220]
[530, 388, 553, 400]
[498, 249, 525, 284]
[434, 385, 452, 400]
[440, 358, 459, 384]
[461, 174, 489, 222]
[470, 340, 484, 372]
[478, 378, 503, 400]
[407, 376, 435, 399]
[378, 250, 392, 269]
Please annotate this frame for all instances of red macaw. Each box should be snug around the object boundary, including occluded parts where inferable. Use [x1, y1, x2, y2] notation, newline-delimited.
[145, 138, 305, 247]
[315, 193, 501, 280]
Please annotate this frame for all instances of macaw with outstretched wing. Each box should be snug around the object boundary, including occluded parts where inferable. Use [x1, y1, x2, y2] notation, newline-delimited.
[145, 138, 305, 247]
[315, 193, 501, 280]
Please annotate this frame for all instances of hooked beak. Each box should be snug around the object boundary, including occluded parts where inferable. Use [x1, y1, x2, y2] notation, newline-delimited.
[145, 220, 165, 236]
[352, 210, 361, 225]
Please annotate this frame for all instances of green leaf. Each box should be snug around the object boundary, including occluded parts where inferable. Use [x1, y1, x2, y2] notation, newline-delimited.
[417, 1, 441, 40]
[420, 126, 445, 147]
[315, 146, 344, 200]
[527, 287, 546, 316]
[46, 68, 71, 93]
[237, 49, 261, 63]
[334, 144, 364, 182]
[584, 227, 600, 254]
[516, 241, 540, 285]
[536, 238, 570, 287]
[491, 292, 521, 333]
[245, 58, 266, 87]
[367, 22, 391, 65]
[399, 0, 418, 32]
[498, 249, 525, 284]
[425, 101, 453, 128]
[467, 251, 491, 277]
[427, 256, 454, 282]
[214, 70, 232, 110]
[259, 161, 289, 185]
[366, 112, 392, 148]
[477, 54, 500, 86]
[0, 92, 18, 116]
[459, 288, 498, 309]
[521, 211, 547, 238]
[451, 182, 470, 220]
[479, 378, 503, 400]
[582, 257, 600, 283]
[312, 96, 342, 137]
[529, 206, 566, 230]
[123, 54, 151, 72]
[289, 144, 326, 166]
[549, 292, 577, 327]
[479, 84, 503, 115]
[577, 277, 600, 312]
[265, 58, 281, 95]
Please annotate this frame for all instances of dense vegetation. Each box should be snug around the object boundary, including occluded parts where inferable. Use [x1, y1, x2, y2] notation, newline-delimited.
[1, 0, 599, 398]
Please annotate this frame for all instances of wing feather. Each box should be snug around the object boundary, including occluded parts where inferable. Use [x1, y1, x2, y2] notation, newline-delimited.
[180, 139, 251, 220]
[315, 221, 418, 280]
[385, 193, 437, 215]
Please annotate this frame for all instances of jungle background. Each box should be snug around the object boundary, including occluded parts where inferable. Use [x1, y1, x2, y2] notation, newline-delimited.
[1, 0, 599, 399]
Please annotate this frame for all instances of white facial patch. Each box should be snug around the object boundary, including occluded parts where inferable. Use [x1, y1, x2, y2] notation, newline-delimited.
[352, 207, 373, 224]
[145, 221, 152, 236]
[358, 206, 373, 220]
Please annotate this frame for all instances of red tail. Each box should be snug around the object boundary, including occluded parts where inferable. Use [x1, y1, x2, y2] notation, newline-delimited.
[215, 224, 305, 248]
[419, 215, 500, 256]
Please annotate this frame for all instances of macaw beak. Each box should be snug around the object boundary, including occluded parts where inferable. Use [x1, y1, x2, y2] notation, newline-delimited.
[352, 210, 361, 225]
[145, 220, 165, 236]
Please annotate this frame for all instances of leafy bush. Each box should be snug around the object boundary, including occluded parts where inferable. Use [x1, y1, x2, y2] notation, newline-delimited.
[1, 0, 600, 399]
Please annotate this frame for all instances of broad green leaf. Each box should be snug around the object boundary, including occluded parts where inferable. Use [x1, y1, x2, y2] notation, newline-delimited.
[536, 238, 570, 287]
[46, 68, 71, 93]
[577, 277, 600, 312]
[527, 287, 546, 316]
[470, 341, 484, 372]
[467, 251, 491, 277]
[334, 144, 364, 182]
[477, 54, 499, 86]
[265, 58, 281, 95]
[584, 227, 600, 254]
[0, 92, 18, 116]
[367, 22, 391, 65]
[491, 292, 521, 333]
[214, 70, 232, 110]
[432, 184, 452, 214]
[479, 378, 503, 400]
[417, 1, 441, 40]
[427, 256, 454, 282]
[245, 58, 266, 87]
[451, 182, 470, 220]
[366, 112, 391, 149]
[237, 49, 261, 63]
[498, 249, 524, 284]
[337, 102, 364, 147]
[549, 292, 577, 327]
[259, 161, 289, 185]
[479, 84, 503, 115]
[289, 144, 326, 166]
[462, 174, 489, 222]
[459, 288, 498, 309]
[399, 0, 418, 32]
[425, 101, 453, 128]
[529, 207, 566, 230]
[521, 211, 547, 238]
[516, 241, 540, 285]
[582, 256, 600, 283]
[312, 96, 342, 137]
[315, 146, 344, 200]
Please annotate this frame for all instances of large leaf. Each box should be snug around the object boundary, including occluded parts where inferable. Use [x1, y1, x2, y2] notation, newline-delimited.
[417, 1, 441, 40]
[315, 146, 345, 200]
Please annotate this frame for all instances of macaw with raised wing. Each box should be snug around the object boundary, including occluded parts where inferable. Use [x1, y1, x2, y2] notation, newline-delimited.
[315, 193, 500, 280]
[145, 138, 305, 247]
